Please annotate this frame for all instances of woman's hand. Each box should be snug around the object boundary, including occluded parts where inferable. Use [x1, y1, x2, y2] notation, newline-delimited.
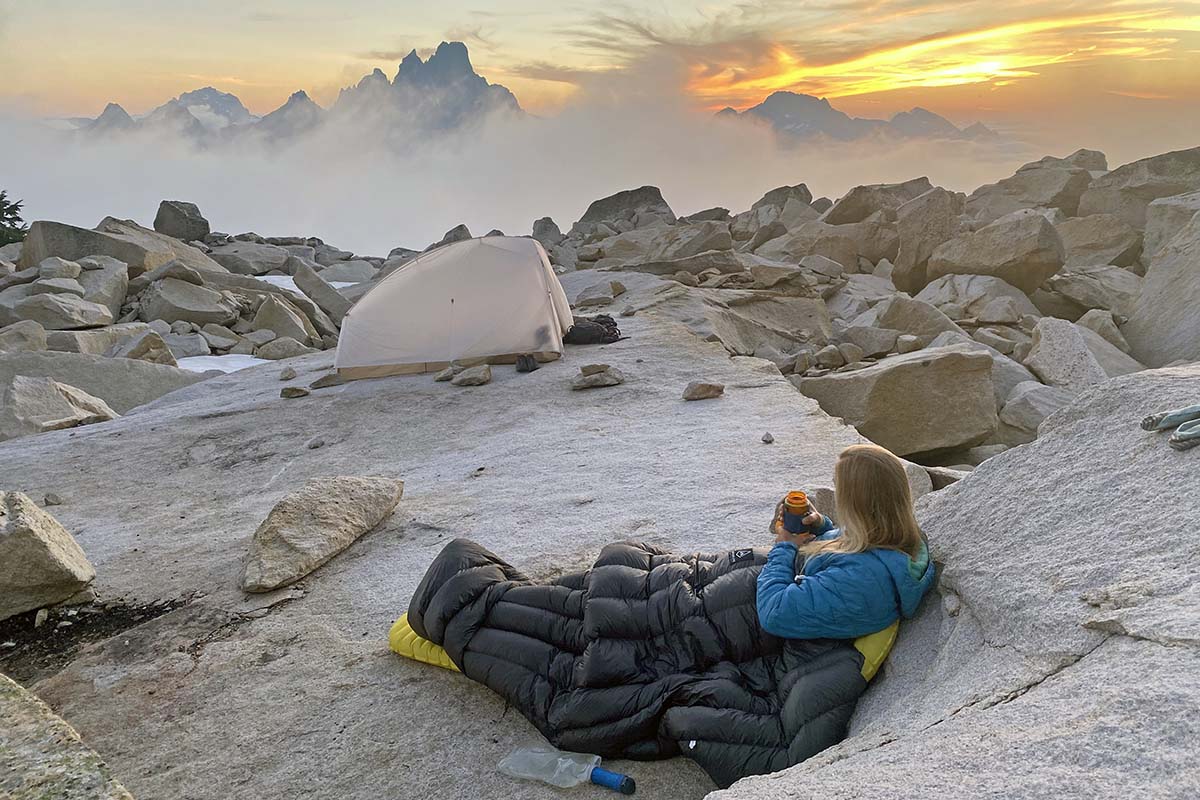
[770, 501, 822, 545]
[772, 503, 820, 546]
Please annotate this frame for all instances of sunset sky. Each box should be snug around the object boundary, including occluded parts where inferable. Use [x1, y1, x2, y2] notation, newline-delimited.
[3, 0, 1199, 145]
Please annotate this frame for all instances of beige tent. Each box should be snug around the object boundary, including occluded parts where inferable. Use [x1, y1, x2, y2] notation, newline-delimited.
[335, 236, 574, 379]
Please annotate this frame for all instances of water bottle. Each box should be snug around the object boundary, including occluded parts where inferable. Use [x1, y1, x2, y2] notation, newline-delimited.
[498, 744, 636, 794]
[782, 491, 821, 535]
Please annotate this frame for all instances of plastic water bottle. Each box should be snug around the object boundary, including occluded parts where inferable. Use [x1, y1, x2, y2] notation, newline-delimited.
[498, 744, 636, 794]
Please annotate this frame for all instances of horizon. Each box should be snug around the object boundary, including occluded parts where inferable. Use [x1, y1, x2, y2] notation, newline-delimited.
[4, 2, 1199, 144]
[2, 2, 1198, 252]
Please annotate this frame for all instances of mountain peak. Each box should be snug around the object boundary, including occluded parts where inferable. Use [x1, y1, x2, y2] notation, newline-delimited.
[395, 40, 476, 87]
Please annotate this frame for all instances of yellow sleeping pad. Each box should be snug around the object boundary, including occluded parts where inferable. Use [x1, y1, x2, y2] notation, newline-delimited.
[853, 620, 898, 681]
[388, 613, 459, 672]
[389, 612, 899, 681]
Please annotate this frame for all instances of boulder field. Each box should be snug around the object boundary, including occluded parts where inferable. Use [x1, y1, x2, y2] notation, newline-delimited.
[4, 143, 1200, 798]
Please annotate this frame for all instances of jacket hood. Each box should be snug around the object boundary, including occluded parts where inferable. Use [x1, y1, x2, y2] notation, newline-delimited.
[869, 544, 936, 618]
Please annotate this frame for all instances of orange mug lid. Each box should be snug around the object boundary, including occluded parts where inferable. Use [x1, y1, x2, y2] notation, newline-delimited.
[785, 491, 808, 509]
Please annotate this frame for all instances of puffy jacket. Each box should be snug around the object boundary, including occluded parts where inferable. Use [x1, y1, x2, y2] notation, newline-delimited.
[756, 518, 935, 639]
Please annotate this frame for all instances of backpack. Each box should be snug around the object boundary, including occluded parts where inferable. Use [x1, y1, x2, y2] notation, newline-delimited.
[564, 314, 622, 345]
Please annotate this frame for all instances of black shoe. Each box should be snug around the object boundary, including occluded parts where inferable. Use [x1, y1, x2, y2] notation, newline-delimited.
[516, 354, 539, 373]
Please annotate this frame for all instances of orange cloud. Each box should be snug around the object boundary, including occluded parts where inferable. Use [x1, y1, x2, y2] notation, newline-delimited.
[686, 9, 1187, 109]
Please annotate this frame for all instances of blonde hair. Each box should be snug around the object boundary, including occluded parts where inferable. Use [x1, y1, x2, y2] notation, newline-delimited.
[803, 444, 924, 558]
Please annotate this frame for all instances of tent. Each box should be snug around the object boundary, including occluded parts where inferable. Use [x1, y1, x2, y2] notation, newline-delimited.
[335, 236, 574, 379]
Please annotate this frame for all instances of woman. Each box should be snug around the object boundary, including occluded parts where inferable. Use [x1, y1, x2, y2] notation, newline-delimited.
[757, 443, 935, 639]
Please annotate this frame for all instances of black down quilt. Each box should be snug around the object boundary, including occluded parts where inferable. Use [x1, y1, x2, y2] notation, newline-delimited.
[408, 538, 869, 788]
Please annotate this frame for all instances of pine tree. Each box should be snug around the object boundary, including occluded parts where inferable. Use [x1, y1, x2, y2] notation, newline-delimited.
[0, 190, 28, 246]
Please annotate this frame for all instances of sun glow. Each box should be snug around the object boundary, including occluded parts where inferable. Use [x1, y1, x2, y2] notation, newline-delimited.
[688, 10, 1186, 108]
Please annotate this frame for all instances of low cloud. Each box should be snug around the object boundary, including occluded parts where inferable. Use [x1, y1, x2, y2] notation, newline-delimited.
[0, 96, 1035, 257]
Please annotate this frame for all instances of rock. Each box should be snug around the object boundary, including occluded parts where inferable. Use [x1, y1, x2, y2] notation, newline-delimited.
[682, 381, 725, 400]
[0, 320, 48, 353]
[280, 386, 310, 399]
[43, 492, 63, 506]
[105, 330, 177, 366]
[140, 278, 239, 327]
[279, 366, 297, 381]
[1023, 317, 1109, 392]
[318, 260, 377, 283]
[162, 332, 211, 359]
[842, 325, 900, 358]
[752, 184, 813, 212]
[976, 298, 1024, 326]
[815, 344, 845, 368]
[29, 277, 86, 297]
[895, 334, 922, 353]
[311, 243, 354, 267]
[1077, 326, 1144, 378]
[1142, 190, 1200, 262]
[927, 212, 1065, 293]
[253, 295, 313, 346]
[209, 242, 290, 276]
[825, 274, 895, 321]
[46, 323, 151, 355]
[965, 161, 1094, 224]
[586, 221, 732, 270]
[915, 274, 1041, 320]
[10, 293, 114, 330]
[0, 351, 203, 413]
[575, 280, 625, 308]
[76, 256, 130, 319]
[38, 256, 82, 279]
[1076, 309, 1131, 353]
[198, 328, 238, 351]
[571, 366, 625, 390]
[1077, 145, 1200, 226]
[998, 380, 1076, 437]
[798, 344, 996, 455]
[0, 375, 119, 440]
[309, 373, 345, 390]
[572, 186, 675, 236]
[242, 328, 277, 347]
[754, 221, 860, 270]
[241, 477, 404, 592]
[433, 366, 454, 382]
[0, 671, 135, 798]
[823, 178, 933, 225]
[1019, 147, 1108, 172]
[1044, 264, 1141, 316]
[1122, 211, 1200, 366]
[427, 224, 472, 251]
[853, 295, 965, 346]
[0, 491, 96, 620]
[532, 217, 565, 247]
[837, 342, 865, 364]
[293, 263, 352, 323]
[19, 218, 225, 277]
[0, 266, 38, 293]
[154, 200, 210, 242]
[1055, 214, 1142, 267]
[926, 330, 1037, 409]
[257, 337, 316, 360]
[972, 327, 1016, 353]
[450, 364, 492, 386]
[762, 432, 774, 444]
[125, 259, 205, 294]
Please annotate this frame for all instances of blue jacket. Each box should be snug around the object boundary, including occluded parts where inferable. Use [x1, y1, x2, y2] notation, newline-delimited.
[756, 517, 935, 640]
